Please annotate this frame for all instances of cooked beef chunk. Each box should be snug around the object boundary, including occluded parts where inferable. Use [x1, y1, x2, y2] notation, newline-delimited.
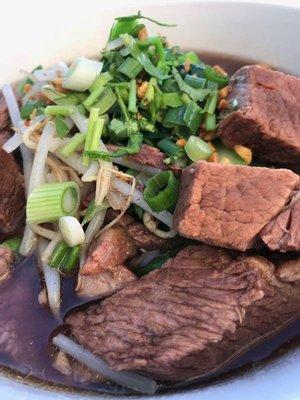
[104, 208, 136, 228]
[260, 191, 300, 252]
[0, 145, 25, 236]
[128, 144, 166, 169]
[77, 264, 136, 299]
[107, 144, 166, 170]
[106, 209, 178, 250]
[67, 245, 300, 382]
[127, 222, 174, 251]
[0, 246, 13, 282]
[218, 65, 300, 164]
[80, 227, 137, 276]
[277, 258, 300, 283]
[173, 161, 299, 251]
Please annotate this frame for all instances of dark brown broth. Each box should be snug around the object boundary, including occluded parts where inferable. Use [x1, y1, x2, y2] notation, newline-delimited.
[0, 52, 299, 396]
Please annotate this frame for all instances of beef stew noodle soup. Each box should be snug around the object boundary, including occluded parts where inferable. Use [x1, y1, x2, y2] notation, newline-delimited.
[0, 13, 299, 395]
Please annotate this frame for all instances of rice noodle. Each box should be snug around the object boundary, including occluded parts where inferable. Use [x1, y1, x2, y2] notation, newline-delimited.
[38, 239, 62, 320]
[112, 178, 173, 228]
[52, 334, 156, 394]
[113, 156, 162, 176]
[79, 209, 106, 269]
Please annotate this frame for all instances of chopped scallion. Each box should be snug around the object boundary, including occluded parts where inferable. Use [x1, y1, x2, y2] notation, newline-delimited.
[93, 87, 117, 115]
[183, 101, 202, 133]
[44, 105, 75, 116]
[205, 113, 217, 131]
[135, 254, 169, 277]
[204, 91, 218, 115]
[184, 75, 206, 89]
[204, 65, 229, 88]
[128, 79, 137, 113]
[49, 242, 80, 273]
[121, 34, 169, 80]
[59, 133, 86, 158]
[143, 170, 179, 212]
[184, 136, 212, 161]
[1, 237, 22, 252]
[62, 57, 103, 92]
[26, 182, 80, 224]
[83, 86, 106, 110]
[162, 92, 183, 108]
[89, 72, 112, 93]
[117, 57, 143, 79]
[55, 115, 72, 139]
[157, 138, 180, 155]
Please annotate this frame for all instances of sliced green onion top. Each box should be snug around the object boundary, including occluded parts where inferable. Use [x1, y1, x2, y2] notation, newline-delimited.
[49, 241, 80, 273]
[26, 182, 80, 224]
[121, 34, 169, 80]
[204, 65, 229, 88]
[55, 115, 72, 139]
[143, 171, 179, 212]
[135, 254, 169, 277]
[21, 100, 46, 120]
[117, 57, 143, 79]
[184, 136, 212, 162]
[157, 138, 180, 155]
[1, 237, 22, 252]
[183, 102, 202, 133]
[44, 105, 75, 116]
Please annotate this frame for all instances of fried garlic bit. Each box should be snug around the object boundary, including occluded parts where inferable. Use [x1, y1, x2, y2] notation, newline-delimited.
[234, 145, 252, 165]
[137, 81, 149, 98]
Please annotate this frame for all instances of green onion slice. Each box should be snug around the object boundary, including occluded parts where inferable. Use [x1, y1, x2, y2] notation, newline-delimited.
[121, 34, 169, 80]
[135, 254, 169, 277]
[49, 242, 80, 273]
[143, 171, 179, 212]
[44, 105, 75, 116]
[62, 57, 103, 92]
[184, 136, 212, 162]
[1, 237, 22, 252]
[26, 182, 80, 224]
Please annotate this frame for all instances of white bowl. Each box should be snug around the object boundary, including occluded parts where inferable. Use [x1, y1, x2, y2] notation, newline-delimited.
[0, 1, 299, 399]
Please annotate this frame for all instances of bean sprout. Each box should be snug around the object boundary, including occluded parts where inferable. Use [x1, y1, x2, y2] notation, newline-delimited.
[143, 212, 177, 238]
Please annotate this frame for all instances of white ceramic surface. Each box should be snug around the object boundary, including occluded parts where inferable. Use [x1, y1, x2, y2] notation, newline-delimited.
[1, 0, 299, 398]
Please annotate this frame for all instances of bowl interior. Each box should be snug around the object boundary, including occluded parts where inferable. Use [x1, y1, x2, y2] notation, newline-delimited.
[0, 1, 299, 399]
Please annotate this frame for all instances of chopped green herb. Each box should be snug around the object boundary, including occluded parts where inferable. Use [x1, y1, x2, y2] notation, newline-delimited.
[55, 115, 71, 139]
[20, 100, 46, 120]
[117, 57, 143, 79]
